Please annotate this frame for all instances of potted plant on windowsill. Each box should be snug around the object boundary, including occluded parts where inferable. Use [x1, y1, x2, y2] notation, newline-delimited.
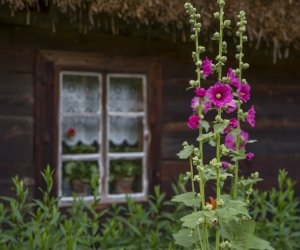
[64, 161, 98, 196]
[110, 161, 140, 194]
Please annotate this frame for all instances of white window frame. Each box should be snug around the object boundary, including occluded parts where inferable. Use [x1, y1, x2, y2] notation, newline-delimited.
[58, 71, 148, 205]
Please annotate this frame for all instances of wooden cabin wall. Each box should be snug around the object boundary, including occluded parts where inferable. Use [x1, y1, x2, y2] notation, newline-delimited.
[0, 23, 299, 198]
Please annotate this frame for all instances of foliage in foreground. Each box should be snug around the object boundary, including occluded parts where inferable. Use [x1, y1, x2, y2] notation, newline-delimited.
[251, 170, 300, 250]
[0, 167, 299, 249]
[0, 167, 187, 250]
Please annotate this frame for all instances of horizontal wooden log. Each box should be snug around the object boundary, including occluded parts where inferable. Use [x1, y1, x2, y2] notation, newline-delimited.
[0, 73, 33, 96]
[0, 95, 33, 116]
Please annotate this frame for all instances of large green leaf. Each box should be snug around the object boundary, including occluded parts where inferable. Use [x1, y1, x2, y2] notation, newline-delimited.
[171, 192, 201, 208]
[216, 200, 249, 223]
[180, 211, 215, 229]
[177, 145, 194, 159]
[213, 120, 229, 134]
[173, 229, 193, 248]
[197, 132, 215, 142]
[220, 220, 274, 250]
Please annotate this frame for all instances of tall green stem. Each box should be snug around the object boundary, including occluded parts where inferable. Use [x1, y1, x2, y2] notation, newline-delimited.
[233, 13, 245, 199]
[216, 3, 224, 250]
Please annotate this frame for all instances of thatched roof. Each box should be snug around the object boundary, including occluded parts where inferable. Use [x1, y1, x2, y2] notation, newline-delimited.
[2, 0, 300, 57]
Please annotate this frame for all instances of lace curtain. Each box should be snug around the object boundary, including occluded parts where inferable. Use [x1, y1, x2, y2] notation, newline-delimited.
[62, 75, 143, 146]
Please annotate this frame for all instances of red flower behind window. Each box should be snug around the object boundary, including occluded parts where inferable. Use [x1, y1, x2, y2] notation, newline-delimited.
[66, 128, 76, 137]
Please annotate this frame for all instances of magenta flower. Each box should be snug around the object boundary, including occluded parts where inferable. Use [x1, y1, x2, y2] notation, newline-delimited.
[227, 68, 241, 88]
[246, 105, 256, 127]
[224, 118, 238, 134]
[225, 130, 249, 150]
[246, 152, 254, 161]
[221, 161, 229, 169]
[191, 97, 199, 111]
[202, 57, 213, 78]
[225, 100, 237, 113]
[205, 82, 233, 108]
[202, 101, 212, 113]
[238, 83, 251, 102]
[188, 114, 201, 129]
[195, 87, 206, 98]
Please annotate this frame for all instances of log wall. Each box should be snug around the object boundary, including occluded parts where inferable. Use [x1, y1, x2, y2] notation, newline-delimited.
[0, 23, 299, 198]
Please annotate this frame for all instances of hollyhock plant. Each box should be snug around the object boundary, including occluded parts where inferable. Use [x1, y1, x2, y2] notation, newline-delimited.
[225, 99, 237, 113]
[195, 87, 206, 97]
[187, 114, 201, 129]
[173, 3, 271, 250]
[246, 105, 256, 127]
[238, 83, 251, 102]
[227, 68, 241, 88]
[205, 82, 233, 108]
[202, 57, 213, 78]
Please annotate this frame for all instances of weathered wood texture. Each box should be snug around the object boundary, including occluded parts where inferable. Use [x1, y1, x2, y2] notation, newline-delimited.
[0, 22, 299, 198]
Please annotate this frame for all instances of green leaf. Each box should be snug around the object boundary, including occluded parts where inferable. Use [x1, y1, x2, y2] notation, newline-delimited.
[177, 145, 194, 159]
[173, 229, 194, 248]
[231, 150, 246, 161]
[180, 211, 215, 229]
[171, 192, 201, 208]
[220, 220, 274, 250]
[216, 200, 249, 223]
[201, 120, 210, 132]
[197, 132, 215, 142]
[240, 178, 263, 186]
[214, 120, 229, 134]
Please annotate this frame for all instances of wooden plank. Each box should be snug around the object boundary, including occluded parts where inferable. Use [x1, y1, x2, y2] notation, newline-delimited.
[0, 73, 33, 96]
[0, 95, 33, 116]
[0, 116, 33, 164]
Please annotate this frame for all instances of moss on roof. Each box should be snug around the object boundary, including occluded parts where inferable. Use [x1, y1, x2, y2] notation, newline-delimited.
[2, 0, 300, 57]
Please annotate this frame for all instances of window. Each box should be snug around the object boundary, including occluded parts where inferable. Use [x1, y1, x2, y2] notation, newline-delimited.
[34, 51, 161, 205]
[58, 72, 148, 203]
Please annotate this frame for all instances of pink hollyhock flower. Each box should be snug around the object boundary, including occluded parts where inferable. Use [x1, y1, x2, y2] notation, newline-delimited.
[246, 152, 254, 161]
[225, 130, 249, 150]
[202, 57, 213, 78]
[224, 118, 238, 134]
[227, 68, 241, 88]
[246, 105, 256, 127]
[202, 101, 212, 113]
[195, 87, 206, 98]
[238, 83, 251, 102]
[205, 82, 233, 108]
[225, 100, 237, 113]
[191, 97, 199, 111]
[221, 161, 229, 169]
[188, 114, 201, 129]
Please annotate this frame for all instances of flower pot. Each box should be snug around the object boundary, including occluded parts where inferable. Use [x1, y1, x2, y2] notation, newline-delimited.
[71, 179, 89, 196]
[115, 176, 134, 193]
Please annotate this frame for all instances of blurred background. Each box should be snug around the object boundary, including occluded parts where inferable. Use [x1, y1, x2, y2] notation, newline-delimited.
[0, 0, 299, 200]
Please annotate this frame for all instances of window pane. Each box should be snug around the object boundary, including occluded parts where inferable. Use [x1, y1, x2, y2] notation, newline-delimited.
[109, 117, 143, 152]
[62, 116, 100, 154]
[108, 76, 144, 112]
[109, 159, 142, 194]
[62, 74, 100, 113]
[62, 161, 99, 196]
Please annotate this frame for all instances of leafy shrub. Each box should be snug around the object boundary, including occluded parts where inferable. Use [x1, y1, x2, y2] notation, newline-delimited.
[251, 170, 300, 250]
[0, 167, 187, 250]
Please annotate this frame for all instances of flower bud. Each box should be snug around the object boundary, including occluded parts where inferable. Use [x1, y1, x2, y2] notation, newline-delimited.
[212, 32, 220, 40]
[204, 204, 213, 211]
[182, 141, 189, 147]
[243, 63, 250, 69]
[186, 171, 192, 177]
[214, 12, 220, 18]
[223, 20, 231, 28]
[217, 199, 224, 206]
